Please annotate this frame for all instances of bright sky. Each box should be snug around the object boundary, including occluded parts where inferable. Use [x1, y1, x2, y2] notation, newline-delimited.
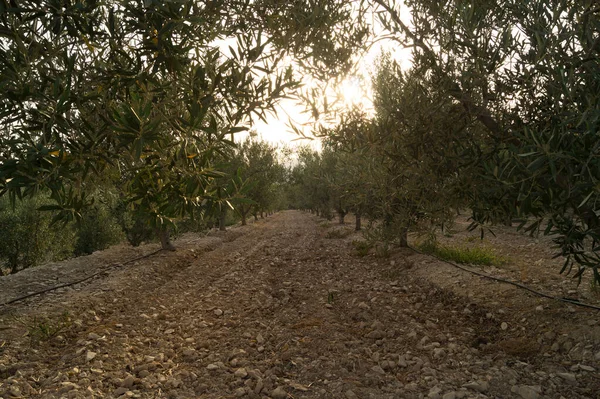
[249, 4, 413, 149]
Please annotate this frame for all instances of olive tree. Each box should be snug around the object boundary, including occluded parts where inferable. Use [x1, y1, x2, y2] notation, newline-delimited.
[370, 0, 600, 281]
[236, 137, 285, 225]
[0, 0, 369, 250]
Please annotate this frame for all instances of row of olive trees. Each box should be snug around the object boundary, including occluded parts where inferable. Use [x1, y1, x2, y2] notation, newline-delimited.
[0, 0, 369, 250]
[292, 0, 599, 283]
[0, 193, 123, 275]
[368, 0, 600, 282]
[206, 136, 290, 232]
[0, 135, 287, 274]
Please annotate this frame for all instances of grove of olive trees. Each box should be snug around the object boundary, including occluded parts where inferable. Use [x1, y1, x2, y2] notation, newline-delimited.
[289, 0, 600, 283]
[2, 0, 599, 283]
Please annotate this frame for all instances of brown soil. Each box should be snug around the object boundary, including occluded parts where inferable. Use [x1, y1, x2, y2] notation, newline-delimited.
[0, 211, 599, 399]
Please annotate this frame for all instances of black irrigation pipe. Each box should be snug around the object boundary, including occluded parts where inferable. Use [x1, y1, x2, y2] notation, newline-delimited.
[409, 245, 600, 312]
[0, 232, 228, 308]
[0, 248, 165, 308]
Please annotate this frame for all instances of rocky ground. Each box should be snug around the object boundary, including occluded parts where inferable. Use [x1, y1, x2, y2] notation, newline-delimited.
[0, 211, 599, 399]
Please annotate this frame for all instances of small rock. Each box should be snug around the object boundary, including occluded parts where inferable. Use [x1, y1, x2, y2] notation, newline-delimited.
[234, 368, 249, 379]
[88, 332, 101, 340]
[234, 387, 246, 397]
[271, 387, 287, 399]
[463, 380, 489, 393]
[557, 372, 576, 382]
[182, 348, 196, 357]
[372, 320, 384, 330]
[511, 385, 541, 399]
[254, 379, 264, 394]
[442, 392, 456, 399]
[86, 351, 97, 361]
[433, 348, 446, 359]
[428, 386, 442, 399]
[579, 364, 595, 372]
[214, 309, 223, 316]
[397, 356, 408, 368]
[345, 390, 359, 399]
[384, 360, 397, 371]
[535, 305, 543, 311]
[257, 334, 265, 344]
[501, 322, 508, 330]
[257, 346, 265, 353]
[206, 363, 219, 370]
[366, 330, 385, 339]
[371, 365, 386, 374]
[121, 375, 135, 388]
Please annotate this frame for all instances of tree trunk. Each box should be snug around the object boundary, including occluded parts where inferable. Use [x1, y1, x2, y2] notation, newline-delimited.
[9, 251, 19, 274]
[219, 209, 227, 231]
[338, 211, 346, 225]
[241, 213, 247, 226]
[260, 211, 264, 219]
[253, 213, 258, 221]
[355, 213, 361, 231]
[156, 227, 176, 251]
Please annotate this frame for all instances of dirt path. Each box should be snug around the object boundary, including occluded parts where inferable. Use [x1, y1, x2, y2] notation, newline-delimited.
[1, 211, 599, 399]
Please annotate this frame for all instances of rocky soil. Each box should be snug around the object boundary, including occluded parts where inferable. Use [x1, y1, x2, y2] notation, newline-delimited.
[0, 211, 599, 399]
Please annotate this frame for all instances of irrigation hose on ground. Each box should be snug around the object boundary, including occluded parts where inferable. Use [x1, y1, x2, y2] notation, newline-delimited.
[409, 245, 600, 312]
[0, 249, 164, 308]
[0, 230, 225, 308]
[3, 237, 599, 312]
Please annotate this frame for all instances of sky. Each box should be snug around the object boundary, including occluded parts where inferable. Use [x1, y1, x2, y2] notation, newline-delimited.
[247, 4, 413, 149]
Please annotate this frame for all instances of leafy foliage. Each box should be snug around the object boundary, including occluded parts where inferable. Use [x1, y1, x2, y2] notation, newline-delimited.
[11, 311, 71, 344]
[370, 0, 600, 282]
[235, 137, 287, 225]
[0, 0, 369, 249]
[74, 203, 124, 256]
[0, 195, 75, 275]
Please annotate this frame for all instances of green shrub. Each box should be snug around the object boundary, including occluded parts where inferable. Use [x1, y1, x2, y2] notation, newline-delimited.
[74, 204, 124, 255]
[418, 241, 506, 266]
[11, 311, 72, 344]
[114, 202, 154, 247]
[0, 195, 75, 275]
[352, 240, 372, 257]
[225, 211, 239, 227]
